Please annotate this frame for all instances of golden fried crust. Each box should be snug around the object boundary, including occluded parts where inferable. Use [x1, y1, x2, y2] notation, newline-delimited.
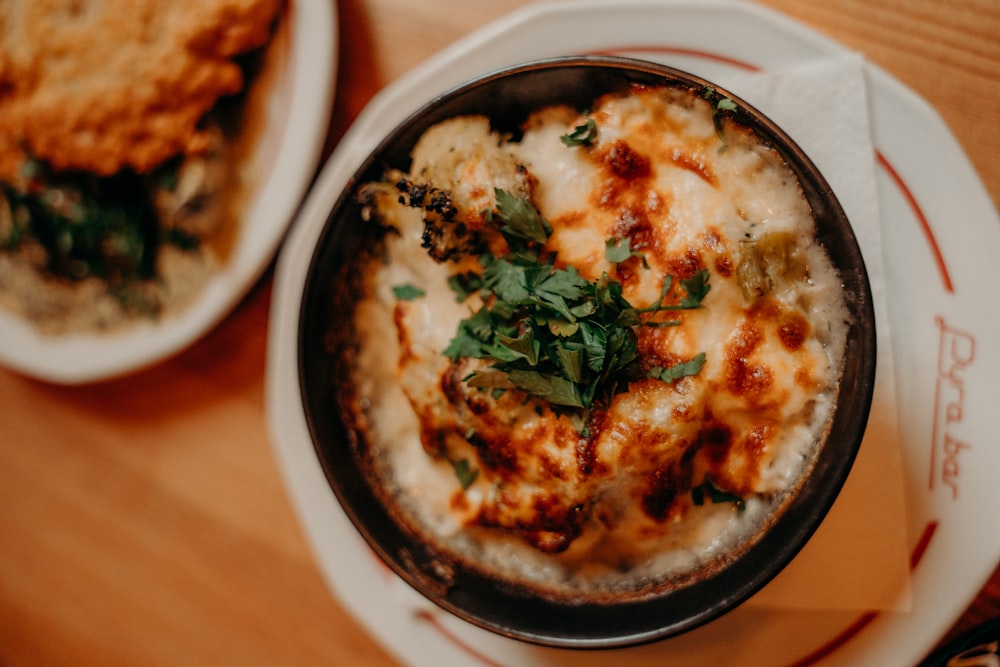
[0, 0, 284, 181]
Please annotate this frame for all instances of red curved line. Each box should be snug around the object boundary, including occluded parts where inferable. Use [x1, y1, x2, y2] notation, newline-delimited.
[875, 151, 955, 293]
[785, 521, 940, 666]
[909, 518, 940, 570]
[787, 612, 880, 667]
[589, 45, 761, 72]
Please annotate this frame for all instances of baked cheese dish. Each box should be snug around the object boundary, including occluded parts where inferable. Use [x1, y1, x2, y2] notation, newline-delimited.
[338, 83, 849, 597]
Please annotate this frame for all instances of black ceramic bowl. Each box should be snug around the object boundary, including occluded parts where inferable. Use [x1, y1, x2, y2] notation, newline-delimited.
[297, 56, 876, 648]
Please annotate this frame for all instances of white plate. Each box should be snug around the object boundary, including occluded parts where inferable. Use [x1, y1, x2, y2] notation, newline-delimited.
[0, 0, 337, 384]
[267, 1, 1000, 665]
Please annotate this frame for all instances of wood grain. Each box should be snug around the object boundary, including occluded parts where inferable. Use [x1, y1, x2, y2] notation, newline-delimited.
[1, 1, 997, 665]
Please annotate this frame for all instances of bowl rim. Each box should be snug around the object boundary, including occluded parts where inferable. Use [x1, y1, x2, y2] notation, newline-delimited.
[296, 54, 877, 649]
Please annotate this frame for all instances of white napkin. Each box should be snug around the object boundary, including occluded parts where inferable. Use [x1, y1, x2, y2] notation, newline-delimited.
[713, 55, 912, 612]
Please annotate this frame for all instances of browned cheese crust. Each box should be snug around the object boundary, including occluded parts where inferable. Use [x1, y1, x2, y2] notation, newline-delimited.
[0, 0, 284, 181]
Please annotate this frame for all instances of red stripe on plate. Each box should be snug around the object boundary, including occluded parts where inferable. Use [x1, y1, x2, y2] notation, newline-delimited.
[590, 45, 761, 72]
[787, 611, 881, 667]
[876, 150, 955, 293]
[786, 521, 940, 666]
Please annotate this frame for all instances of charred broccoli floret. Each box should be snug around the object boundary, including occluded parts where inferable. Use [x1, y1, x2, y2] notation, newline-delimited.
[394, 177, 486, 263]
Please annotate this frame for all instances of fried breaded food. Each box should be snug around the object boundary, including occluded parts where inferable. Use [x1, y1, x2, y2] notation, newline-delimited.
[0, 0, 283, 182]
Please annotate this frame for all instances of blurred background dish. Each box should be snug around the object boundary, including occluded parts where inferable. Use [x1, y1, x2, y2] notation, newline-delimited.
[0, 0, 337, 384]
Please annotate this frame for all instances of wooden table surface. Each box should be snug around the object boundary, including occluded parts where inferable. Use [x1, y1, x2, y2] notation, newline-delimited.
[2, 1, 998, 665]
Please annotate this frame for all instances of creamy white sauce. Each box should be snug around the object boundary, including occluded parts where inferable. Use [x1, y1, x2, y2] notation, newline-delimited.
[347, 85, 849, 597]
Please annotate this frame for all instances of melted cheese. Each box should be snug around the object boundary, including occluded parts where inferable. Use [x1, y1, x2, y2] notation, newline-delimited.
[348, 84, 848, 595]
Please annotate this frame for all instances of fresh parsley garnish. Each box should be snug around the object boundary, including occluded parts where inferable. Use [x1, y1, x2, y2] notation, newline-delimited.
[443, 190, 709, 413]
[485, 188, 552, 247]
[702, 86, 738, 152]
[449, 457, 479, 490]
[446, 272, 484, 302]
[691, 475, 746, 511]
[717, 98, 738, 112]
[677, 268, 711, 308]
[648, 352, 707, 383]
[637, 270, 711, 318]
[392, 283, 426, 301]
[559, 116, 598, 147]
[605, 236, 647, 266]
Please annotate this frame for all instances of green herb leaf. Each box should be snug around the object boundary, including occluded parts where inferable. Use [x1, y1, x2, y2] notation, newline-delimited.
[679, 269, 711, 308]
[716, 98, 738, 112]
[392, 283, 426, 301]
[605, 236, 647, 266]
[639, 268, 711, 315]
[466, 368, 513, 389]
[648, 352, 707, 383]
[691, 475, 746, 511]
[442, 191, 711, 416]
[507, 369, 584, 408]
[496, 330, 540, 365]
[447, 271, 484, 302]
[449, 458, 479, 490]
[484, 255, 532, 303]
[491, 188, 551, 245]
[555, 343, 586, 383]
[544, 317, 580, 337]
[559, 116, 598, 147]
[443, 306, 494, 360]
[702, 86, 738, 152]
